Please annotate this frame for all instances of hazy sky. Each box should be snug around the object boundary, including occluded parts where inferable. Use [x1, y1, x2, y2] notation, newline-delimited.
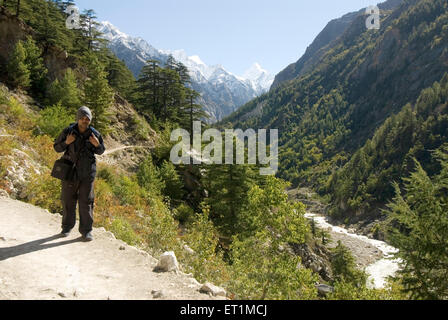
[73, 0, 380, 76]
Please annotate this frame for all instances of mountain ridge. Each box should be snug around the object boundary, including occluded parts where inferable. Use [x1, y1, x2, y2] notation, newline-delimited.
[218, 0, 448, 223]
[271, 0, 404, 90]
[98, 21, 274, 123]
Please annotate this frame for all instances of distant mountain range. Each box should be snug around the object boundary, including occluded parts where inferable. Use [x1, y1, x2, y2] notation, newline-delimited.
[98, 21, 274, 123]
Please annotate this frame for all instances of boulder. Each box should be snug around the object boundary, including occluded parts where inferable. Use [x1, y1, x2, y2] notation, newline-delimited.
[0, 189, 9, 198]
[316, 284, 334, 297]
[153, 251, 179, 272]
[199, 282, 226, 297]
[151, 290, 164, 299]
[183, 244, 195, 255]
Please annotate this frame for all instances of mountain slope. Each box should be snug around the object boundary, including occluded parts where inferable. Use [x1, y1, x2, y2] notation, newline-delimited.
[271, 0, 403, 90]
[327, 75, 448, 222]
[219, 0, 448, 222]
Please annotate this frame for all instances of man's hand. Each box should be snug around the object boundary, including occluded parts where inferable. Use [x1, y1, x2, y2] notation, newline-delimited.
[65, 133, 76, 145]
[89, 133, 100, 148]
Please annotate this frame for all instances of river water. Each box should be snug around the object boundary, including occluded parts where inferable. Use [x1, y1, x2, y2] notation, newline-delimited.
[304, 213, 402, 289]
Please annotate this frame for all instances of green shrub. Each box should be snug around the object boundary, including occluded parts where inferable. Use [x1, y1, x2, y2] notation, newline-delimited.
[0, 86, 8, 105]
[109, 217, 141, 246]
[38, 103, 73, 138]
[7, 41, 31, 89]
[159, 160, 184, 202]
[173, 203, 195, 224]
[228, 233, 318, 300]
[97, 164, 120, 187]
[112, 175, 144, 207]
[331, 240, 368, 286]
[45, 68, 81, 110]
[180, 205, 230, 285]
[131, 113, 151, 140]
[144, 197, 179, 255]
[137, 154, 165, 196]
[23, 172, 62, 214]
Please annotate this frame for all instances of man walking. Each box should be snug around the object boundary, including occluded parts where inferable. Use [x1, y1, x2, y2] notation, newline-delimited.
[53, 106, 106, 241]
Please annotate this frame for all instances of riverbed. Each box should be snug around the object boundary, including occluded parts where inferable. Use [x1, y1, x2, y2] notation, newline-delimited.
[305, 213, 401, 289]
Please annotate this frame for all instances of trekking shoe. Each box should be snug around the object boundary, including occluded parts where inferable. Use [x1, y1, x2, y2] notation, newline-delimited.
[61, 228, 71, 237]
[82, 232, 93, 242]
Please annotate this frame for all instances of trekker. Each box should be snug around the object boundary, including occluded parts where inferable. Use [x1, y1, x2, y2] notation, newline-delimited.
[53, 106, 106, 241]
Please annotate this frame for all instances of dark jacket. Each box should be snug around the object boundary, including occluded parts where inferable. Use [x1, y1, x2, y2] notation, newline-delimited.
[54, 123, 106, 180]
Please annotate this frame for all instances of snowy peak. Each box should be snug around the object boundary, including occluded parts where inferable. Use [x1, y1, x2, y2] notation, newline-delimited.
[243, 62, 268, 81]
[98, 21, 273, 122]
[163, 49, 273, 93]
[161, 49, 229, 82]
[99, 21, 274, 92]
[190, 55, 206, 66]
[98, 21, 161, 58]
[99, 21, 130, 41]
[242, 63, 275, 93]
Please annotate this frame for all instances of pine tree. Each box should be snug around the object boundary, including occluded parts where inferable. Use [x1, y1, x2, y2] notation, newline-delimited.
[22, 36, 47, 98]
[52, 0, 75, 11]
[80, 9, 105, 51]
[166, 55, 190, 85]
[137, 154, 165, 197]
[331, 241, 367, 286]
[34, 0, 72, 55]
[203, 161, 258, 238]
[134, 59, 161, 120]
[83, 54, 114, 133]
[46, 68, 82, 110]
[15, 0, 19, 17]
[7, 40, 31, 89]
[385, 147, 448, 299]
[134, 58, 204, 125]
[181, 88, 209, 141]
[175, 61, 191, 85]
[159, 160, 185, 203]
[101, 49, 136, 100]
[158, 67, 184, 122]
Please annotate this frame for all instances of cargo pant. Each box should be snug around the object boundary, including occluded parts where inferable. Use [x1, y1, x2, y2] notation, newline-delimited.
[61, 178, 95, 235]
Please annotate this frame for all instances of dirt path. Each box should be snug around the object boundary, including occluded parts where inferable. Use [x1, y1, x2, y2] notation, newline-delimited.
[100, 145, 153, 157]
[0, 195, 220, 300]
[95, 144, 154, 169]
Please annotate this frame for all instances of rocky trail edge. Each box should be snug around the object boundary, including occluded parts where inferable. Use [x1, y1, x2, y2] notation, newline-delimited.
[0, 195, 223, 300]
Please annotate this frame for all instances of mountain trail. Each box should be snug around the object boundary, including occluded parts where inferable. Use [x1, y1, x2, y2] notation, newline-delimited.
[0, 195, 221, 300]
[100, 145, 152, 157]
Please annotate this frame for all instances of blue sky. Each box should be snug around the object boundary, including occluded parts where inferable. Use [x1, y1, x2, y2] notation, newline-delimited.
[73, 0, 380, 76]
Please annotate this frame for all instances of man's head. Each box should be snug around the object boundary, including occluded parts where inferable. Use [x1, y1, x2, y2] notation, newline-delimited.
[77, 106, 92, 133]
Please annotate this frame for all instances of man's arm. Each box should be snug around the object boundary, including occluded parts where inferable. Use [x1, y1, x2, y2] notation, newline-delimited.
[94, 134, 105, 155]
[54, 129, 69, 153]
[89, 131, 105, 155]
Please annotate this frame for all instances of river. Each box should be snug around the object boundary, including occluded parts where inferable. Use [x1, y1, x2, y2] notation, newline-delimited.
[304, 212, 402, 289]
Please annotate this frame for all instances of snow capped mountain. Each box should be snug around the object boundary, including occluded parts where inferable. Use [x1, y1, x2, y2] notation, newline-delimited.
[162, 49, 274, 94]
[98, 21, 169, 76]
[98, 21, 274, 123]
[243, 63, 275, 94]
